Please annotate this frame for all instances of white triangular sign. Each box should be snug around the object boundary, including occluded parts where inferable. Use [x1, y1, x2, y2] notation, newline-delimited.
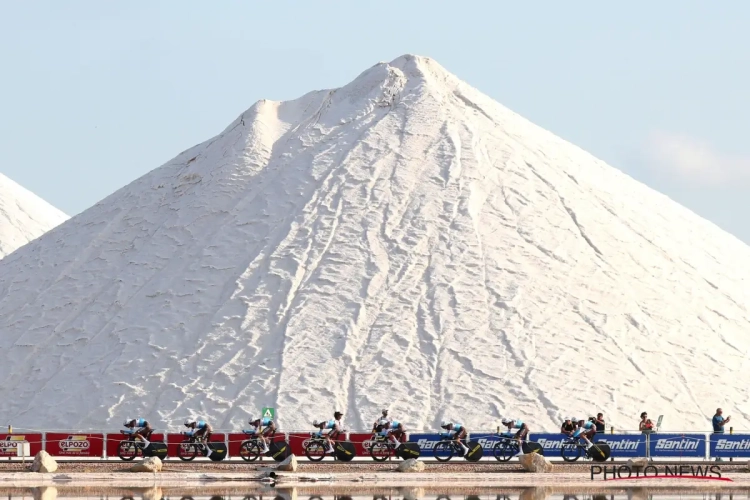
[263, 408, 273, 418]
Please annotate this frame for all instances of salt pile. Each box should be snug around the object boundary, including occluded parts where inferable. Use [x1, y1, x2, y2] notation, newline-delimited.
[0, 173, 68, 258]
[0, 55, 748, 432]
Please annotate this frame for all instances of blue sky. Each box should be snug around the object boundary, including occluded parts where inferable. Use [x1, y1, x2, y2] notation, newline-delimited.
[2, 1, 748, 243]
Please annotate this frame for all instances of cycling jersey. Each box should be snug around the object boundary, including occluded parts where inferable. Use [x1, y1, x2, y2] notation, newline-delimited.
[389, 420, 401, 428]
[510, 420, 524, 429]
[582, 421, 595, 430]
[196, 420, 208, 430]
[255, 417, 273, 427]
[134, 418, 147, 428]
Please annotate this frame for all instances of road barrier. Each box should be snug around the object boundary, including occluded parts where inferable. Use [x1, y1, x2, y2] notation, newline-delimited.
[2, 429, 749, 460]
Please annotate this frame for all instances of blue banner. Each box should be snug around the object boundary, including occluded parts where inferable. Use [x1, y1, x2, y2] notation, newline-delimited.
[528, 433, 644, 458]
[595, 434, 647, 458]
[408, 433, 452, 457]
[710, 434, 750, 458]
[649, 433, 706, 458]
[470, 433, 504, 451]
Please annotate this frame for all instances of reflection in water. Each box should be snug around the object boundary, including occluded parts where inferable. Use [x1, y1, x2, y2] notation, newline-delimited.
[3, 490, 750, 500]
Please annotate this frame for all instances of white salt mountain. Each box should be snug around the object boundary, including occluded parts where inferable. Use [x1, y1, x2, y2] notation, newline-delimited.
[0, 173, 68, 259]
[0, 55, 748, 433]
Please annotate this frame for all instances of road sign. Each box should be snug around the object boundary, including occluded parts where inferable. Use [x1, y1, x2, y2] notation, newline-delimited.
[262, 407, 275, 420]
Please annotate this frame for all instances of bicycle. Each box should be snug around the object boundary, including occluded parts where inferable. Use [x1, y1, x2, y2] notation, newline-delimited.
[239, 431, 271, 462]
[493, 434, 523, 462]
[303, 434, 347, 462]
[560, 436, 608, 462]
[433, 435, 479, 462]
[367, 434, 405, 462]
[177, 433, 210, 461]
[116, 430, 152, 461]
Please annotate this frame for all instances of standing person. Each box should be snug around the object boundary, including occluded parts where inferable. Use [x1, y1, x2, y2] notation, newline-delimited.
[713, 408, 730, 433]
[560, 417, 576, 437]
[639, 412, 654, 433]
[713, 408, 730, 462]
[594, 413, 606, 432]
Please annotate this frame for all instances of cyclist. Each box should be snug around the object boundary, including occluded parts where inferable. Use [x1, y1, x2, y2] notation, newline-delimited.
[122, 418, 153, 447]
[372, 409, 391, 431]
[501, 417, 529, 456]
[374, 418, 405, 448]
[312, 411, 345, 454]
[572, 417, 597, 448]
[245, 415, 276, 454]
[560, 417, 576, 437]
[440, 421, 469, 457]
[184, 417, 214, 457]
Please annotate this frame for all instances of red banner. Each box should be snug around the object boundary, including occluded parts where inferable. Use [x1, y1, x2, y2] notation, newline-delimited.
[349, 432, 377, 457]
[0, 433, 43, 457]
[227, 432, 285, 457]
[288, 432, 314, 456]
[45, 433, 104, 457]
[105, 433, 165, 458]
[166, 433, 225, 458]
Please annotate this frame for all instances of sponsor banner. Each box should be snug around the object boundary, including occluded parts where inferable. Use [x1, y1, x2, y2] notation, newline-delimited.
[529, 433, 646, 458]
[470, 433, 504, 451]
[408, 433, 453, 458]
[649, 433, 706, 458]
[0, 433, 43, 457]
[105, 433, 164, 458]
[288, 432, 313, 456]
[45, 433, 104, 457]
[227, 432, 285, 457]
[166, 433, 225, 458]
[350, 432, 377, 457]
[710, 434, 750, 458]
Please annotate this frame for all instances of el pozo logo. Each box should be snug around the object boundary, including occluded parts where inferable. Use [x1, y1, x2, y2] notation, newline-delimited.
[0, 435, 27, 452]
[59, 435, 91, 452]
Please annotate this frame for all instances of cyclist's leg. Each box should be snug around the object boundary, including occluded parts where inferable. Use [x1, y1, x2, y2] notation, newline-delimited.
[456, 429, 469, 455]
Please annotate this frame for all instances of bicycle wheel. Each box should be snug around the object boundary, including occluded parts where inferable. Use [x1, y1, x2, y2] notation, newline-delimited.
[493, 440, 517, 462]
[560, 441, 581, 462]
[304, 440, 326, 462]
[433, 441, 454, 462]
[117, 441, 138, 461]
[369, 442, 391, 462]
[240, 440, 262, 462]
[178, 442, 199, 461]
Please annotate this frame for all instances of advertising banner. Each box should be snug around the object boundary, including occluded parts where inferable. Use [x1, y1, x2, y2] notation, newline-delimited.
[649, 433, 706, 458]
[45, 433, 104, 457]
[349, 432, 378, 457]
[227, 432, 285, 457]
[105, 433, 164, 458]
[288, 432, 314, 456]
[470, 433, 504, 452]
[408, 433, 453, 458]
[710, 434, 750, 458]
[166, 433, 225, 458]
[0, 433, 42, 457]
[591, 434, 647, 458]
[649, 432, 706, 458]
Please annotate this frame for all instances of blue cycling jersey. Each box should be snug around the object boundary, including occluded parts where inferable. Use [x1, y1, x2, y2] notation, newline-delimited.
[390, 420, 400, 428]
[135, 418, 147, 427]
[196, 420, 207, 430]
[512, 420, 523, 429]
[453, 424, 463, 432]
[583, 421, 595, 430]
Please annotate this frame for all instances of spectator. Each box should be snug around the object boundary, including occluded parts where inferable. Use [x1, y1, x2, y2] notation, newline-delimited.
[713, 408, 730, 433]
[639, 412, 654, 433]
[560, 417, 576, 436]
[594, 413, 606, 432]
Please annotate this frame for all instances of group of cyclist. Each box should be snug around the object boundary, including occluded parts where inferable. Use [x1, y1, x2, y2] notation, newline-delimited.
[560, 416, 598, 449]
[121, 411, 600, 458]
